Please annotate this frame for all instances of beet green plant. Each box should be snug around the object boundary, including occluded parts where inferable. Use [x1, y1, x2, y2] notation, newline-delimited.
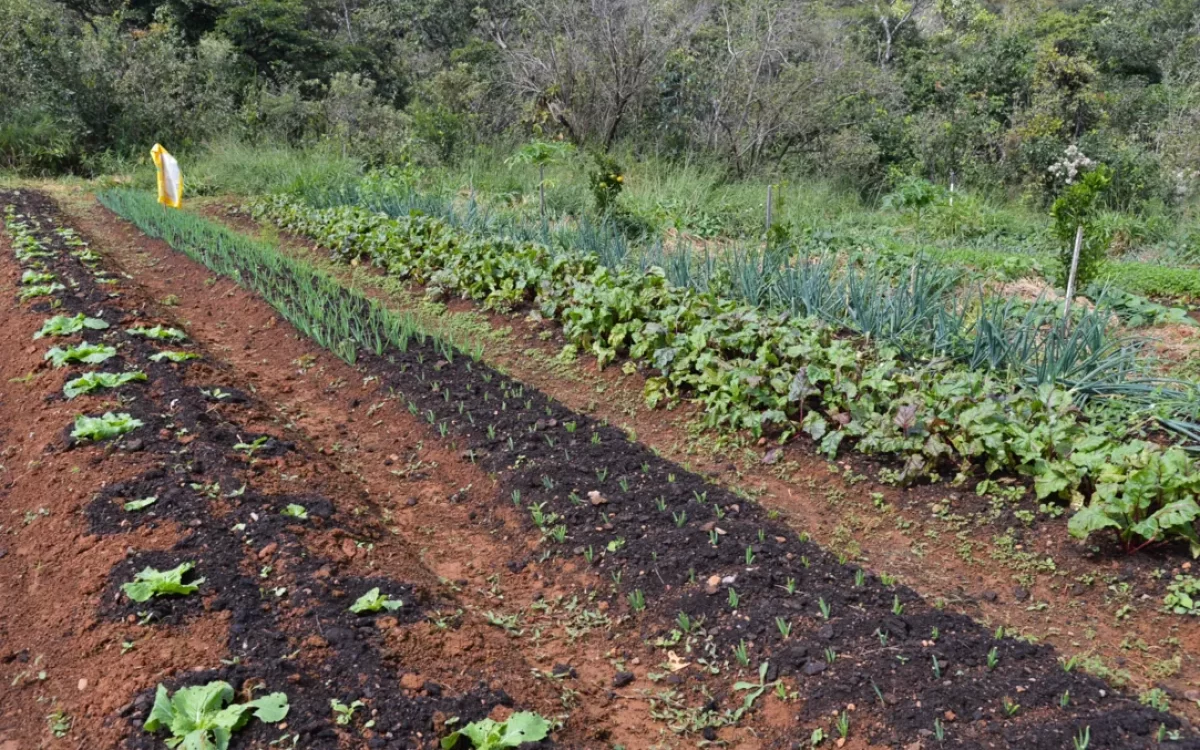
[144, 680, 288, 750]
[122, 562, 203, 602]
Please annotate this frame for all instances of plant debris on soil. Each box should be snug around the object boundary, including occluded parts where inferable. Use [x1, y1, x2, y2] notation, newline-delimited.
[3, 186, 1199, 749]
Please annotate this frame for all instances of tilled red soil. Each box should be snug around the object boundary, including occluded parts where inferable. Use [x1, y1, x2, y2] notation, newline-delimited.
[2, 187, 1197, 749]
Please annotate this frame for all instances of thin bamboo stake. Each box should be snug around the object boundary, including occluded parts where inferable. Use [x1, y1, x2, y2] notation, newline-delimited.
[1063, 224, 1084, 319]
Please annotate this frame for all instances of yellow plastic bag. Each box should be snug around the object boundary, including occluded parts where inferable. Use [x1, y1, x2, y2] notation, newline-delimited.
[150, 144, 183, 208]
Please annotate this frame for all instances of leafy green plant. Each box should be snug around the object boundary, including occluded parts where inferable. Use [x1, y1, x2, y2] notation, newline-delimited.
[1163, 575, 1200, 615]
[1068, 445, 1200, 556]
[144, 680, 288, 749]
[150, 350, 200, 363]
[588, 152, 625, 215]
[440, 711, 550, 749]
[72, 412, 143, 441]
[331, 698, 364, 725]
[45, 343, 116, 368]
[64, 371, 146, 399]
[349, 587, 403, 613]
[19, 282, 64, 300]
[1051, 165, 1111, 291]
[34, 313, 109, 339]
[123, 496, 158, 512]
[122, 562, 203, 602]
[127, 325, 187, 341]
[281, 503, 308, 520]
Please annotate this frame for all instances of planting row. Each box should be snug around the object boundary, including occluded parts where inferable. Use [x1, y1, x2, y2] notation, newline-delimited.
[2, 189, 550, 749]
[233, 190, 1200, 558]
[98, 189, 1200, 748]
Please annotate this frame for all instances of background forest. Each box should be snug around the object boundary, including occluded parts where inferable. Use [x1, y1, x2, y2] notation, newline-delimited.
[3, 0, 1200, 217]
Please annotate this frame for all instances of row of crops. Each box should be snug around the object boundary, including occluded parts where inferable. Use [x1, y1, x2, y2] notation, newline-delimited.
[181, 186, 1200, 559]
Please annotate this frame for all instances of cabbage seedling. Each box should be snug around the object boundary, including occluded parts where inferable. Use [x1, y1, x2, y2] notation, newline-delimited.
[34, 314, 109, 339]
[72, 412, 143, 441]
[440, 711, 549, 750]
[349, 587, 403, 614]
[45, 343, 117, 368]
[144, 680, 288, 750]
[122, 562, 203, 602]
[64, 371, 146, 399]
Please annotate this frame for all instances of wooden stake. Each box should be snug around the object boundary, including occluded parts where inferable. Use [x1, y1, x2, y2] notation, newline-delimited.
[1063, 223, 1084, 319]
[765, 184, 774, 236]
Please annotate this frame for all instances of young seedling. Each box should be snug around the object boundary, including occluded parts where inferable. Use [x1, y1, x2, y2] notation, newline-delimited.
[987, 647, 999, 671]
[932, 655, 942, 679]
[349, 588, 403, 614]
[331, 699, 364, 726]
[709, 529, 719, 546]
[728, 587, 740, 609]
[123, 496, 157, 512]
[233, 436, 270, 459]
[677, 612, 696, 633]
[854, 569, 865, 587]
[655, 496, 666, 511]
[933, 717, 945, 742]
[835, 711, 849, 739]
[734, 639, 750, 666]
[776, 617, 791, 639]
[281, 504, 308, 520]
[618, 477, 629, 492]
[783, 578, 797, 595]
[1073, 726, 1090, 750]
[582, 546, 595, 564]
[824, 647, 837, 664]
[818, 598, 831, 619]
[745, 546, 756, 565]
[673, 510, 687, 527]
[627, 589, 646, 612]
[892, 595, 904, 615]
[1002, 698, 1019, 717]
[1060, 690, 1070, 708]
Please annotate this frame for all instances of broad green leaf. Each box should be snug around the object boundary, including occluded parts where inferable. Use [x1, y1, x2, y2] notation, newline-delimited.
[1067, 504, 1122, 540]
[122, 562, 203, 602]
[124, 496, 158, 511]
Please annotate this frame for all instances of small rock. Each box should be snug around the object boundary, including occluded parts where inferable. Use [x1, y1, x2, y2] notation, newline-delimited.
[802, 659, 827, 676]
[340, 538, 357, 560]
[980, 591, 998, 603]
[257, 543, 278, 560]
[552, 664, 576, 679]
[1012, 586, 1030, 602]
[405, 497, 417, 507]
[122, 439, 144, 453]
[588, 491, 608, 506]
[816, 623, 834, 640]
[612, 672, 635, 688]
[704, 575, 722, 595]
[77, 678, 88, 691]
[762, 448, 781, 465]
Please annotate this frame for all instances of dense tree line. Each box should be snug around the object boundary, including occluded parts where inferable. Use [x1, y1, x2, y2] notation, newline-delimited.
[2, 0, 1198, 205]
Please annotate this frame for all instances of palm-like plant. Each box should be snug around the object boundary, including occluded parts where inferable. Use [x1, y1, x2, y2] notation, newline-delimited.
[505, 139, 575, 219]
